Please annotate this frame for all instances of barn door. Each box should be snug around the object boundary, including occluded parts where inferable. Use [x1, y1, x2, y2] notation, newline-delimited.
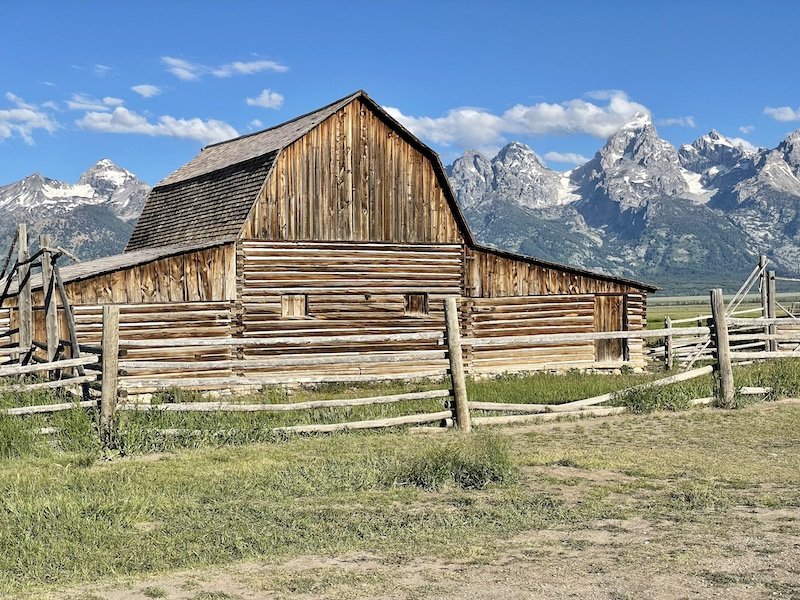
[594, 295, 627, 363]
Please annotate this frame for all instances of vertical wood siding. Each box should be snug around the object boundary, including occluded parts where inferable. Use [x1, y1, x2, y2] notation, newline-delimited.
[465, 248, 644, 297]
[241, 99, 463, 244]
[3, 245, 237, 308]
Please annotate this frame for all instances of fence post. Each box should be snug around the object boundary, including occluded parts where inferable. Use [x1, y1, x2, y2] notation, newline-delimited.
[759, 255, 769, 351]
[709, 288, 734, 407]
[40, 234, 60, 364]
[444, 297, 471, 432]
[16, 224, 32, 363]
[766, 270, 777, 352]
[664, 316, 673, 370]
[100, 305, 120, 447]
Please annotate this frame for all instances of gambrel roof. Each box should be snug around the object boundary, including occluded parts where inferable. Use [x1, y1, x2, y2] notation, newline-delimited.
[124, 90, 657, 292]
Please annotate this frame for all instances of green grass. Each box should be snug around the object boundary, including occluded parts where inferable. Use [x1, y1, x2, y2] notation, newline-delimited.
[0, 402, 798, 597]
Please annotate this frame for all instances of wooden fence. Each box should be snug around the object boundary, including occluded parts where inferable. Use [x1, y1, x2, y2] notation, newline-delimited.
[3, 285, 800, 446]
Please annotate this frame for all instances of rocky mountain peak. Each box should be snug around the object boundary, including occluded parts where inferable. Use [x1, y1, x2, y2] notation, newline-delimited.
[571, 115, 688, 211]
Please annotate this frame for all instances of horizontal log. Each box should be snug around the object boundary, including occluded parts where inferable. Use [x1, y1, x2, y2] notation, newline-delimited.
[739, 386, 772, 395]
[1, 397, 98, 415]
[0, 355, 99, 378]
[120, 331, 444, 348]
[669, 307, 761, 325]
[729, 317, 800, 326]
[273, 410, 454, 434]
[688, 397, 715, 405]
[730, 351, 800, 360]
[472, 407, 627, 426]
[465, 326, 708, 347]
[467, 401, 547, 413]
[119, 350, 448, 371]
[546, 365, 715, 412]
[120, 370, 449, 389]
[118, 389, 451, 412]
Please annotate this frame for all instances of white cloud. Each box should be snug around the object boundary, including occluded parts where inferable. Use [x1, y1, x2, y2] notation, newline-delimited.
[131, 84, 162, 98]
[245, 88, 284, 109]
[728, 137, 758, 153]
[384, 90, 650, 149]
[543, 151, 590, 165]
[656, 116, 696, 128]
[94, 64, 112, 77]
[764, 105, 800, 122]
[162, 56, 288, 81]
[66, 94, 124, 111]
[739, 125, 755, 134]
[249, 119, 264, 130]
[0, 92, 59, 144]
[76, 106, 239, 144]
[212, 60, 288, 77]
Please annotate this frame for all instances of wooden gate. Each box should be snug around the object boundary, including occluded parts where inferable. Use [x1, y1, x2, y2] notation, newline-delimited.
[594, 295, 627, 363]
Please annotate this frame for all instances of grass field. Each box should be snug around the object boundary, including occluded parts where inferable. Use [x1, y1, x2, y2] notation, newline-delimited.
[1, 362, 800, 598]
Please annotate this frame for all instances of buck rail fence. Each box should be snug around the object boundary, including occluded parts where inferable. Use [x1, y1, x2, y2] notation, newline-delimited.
[2, 287, 799, 447]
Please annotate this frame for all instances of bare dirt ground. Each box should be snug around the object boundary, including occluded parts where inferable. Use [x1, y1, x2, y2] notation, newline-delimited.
[63, 508, 799, 600]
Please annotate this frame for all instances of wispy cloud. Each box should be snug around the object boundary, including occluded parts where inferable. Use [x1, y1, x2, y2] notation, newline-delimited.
[739, 125, 755, 134]
[93, 64, 112, 77]
[162, 56, 288, 81]
[764, 105, 800, 122]
[131, 84, 162, 98]
[0, 93, 59, 144]
[656, 116, 696, 128]
[543, 151, 589, 165]
[76, 106, 238, 144]
[384, 90, 650, 149]
[249, 119, 264, 130]
[66, 94, 124, 111]
[245, 88, 284, 109]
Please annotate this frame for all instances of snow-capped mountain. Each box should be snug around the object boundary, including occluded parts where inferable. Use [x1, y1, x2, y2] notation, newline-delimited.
[449, 119, 800, 293]
[0, 160, 150, 260]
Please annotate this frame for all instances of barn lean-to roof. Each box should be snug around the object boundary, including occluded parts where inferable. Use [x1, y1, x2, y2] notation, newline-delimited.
[119, 90, 655, 292]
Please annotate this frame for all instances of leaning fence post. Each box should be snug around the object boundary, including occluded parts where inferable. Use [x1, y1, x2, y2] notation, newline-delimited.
[709, 288, 734, 407]
[100, 305, 120, 447]
[444, 297, 471, 432]
[664, 316, 673, 370]
[767, 270, 777, 352]
[40, 234, 60, 364]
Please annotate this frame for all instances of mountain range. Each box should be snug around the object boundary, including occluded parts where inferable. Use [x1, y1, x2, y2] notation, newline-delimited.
[2, 118, 799, 294]
[0, 159, 149, 261]
[448, 117, 800, 293]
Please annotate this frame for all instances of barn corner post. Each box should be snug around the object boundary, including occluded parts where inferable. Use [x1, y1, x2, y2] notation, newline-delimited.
[100, 305, 120, 448]
[444, 297, 471, 432]
[709, 288, 734, 407]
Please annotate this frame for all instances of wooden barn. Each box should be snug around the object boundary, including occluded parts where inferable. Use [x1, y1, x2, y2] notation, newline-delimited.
[1, 90, 655, 388]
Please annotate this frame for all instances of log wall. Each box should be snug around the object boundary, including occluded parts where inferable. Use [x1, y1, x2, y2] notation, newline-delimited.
[466, 293, 647, 374]
[236, 240, 461, 378]
[0, 308, 12, 362]
[73, 302, 235, 392]
[241, 99, 463, 244]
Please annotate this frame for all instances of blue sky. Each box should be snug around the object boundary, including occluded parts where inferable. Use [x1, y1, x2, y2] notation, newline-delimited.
[2, 0, 799, 185]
